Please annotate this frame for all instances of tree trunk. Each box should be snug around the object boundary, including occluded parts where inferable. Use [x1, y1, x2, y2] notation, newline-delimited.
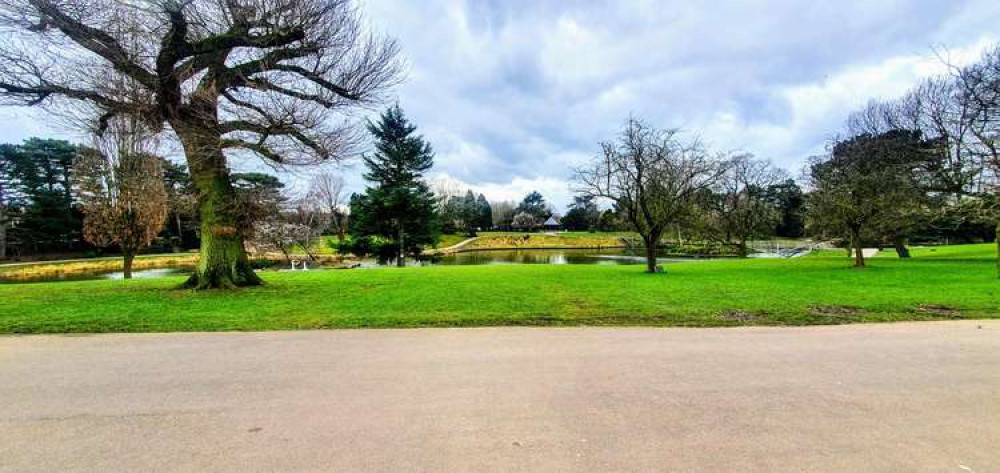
[123, 250, 135, 279]
[397, 223, 405, 267]
[334, 213, 346, 243]
[851, 227, 865, 268]
[176, 128, 262, 289]
[642, 231, 662, 273]
[174, 213, 184, 250]
[0, 217, 6, 259]
[893, 235, 910, 258]
[737, 238, 749, 258]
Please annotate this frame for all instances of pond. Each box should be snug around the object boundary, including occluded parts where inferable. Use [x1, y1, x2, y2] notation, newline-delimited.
[425, 248, 706, 266]
[0, 248, 708, 284]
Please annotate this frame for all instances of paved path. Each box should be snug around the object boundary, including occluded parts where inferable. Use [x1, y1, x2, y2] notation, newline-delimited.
[1, 322, 997, 472]
[424, 236, 479, 255]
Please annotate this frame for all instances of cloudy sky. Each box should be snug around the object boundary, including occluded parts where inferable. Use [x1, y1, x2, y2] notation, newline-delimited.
[2, 0, 999, 210]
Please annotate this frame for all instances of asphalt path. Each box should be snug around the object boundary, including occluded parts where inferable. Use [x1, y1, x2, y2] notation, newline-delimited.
[1, 321, 996, 472]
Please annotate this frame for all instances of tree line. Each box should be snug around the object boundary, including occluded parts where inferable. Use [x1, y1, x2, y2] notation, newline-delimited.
[0, 0, 997, 285]
[806, 45, 1000, 270]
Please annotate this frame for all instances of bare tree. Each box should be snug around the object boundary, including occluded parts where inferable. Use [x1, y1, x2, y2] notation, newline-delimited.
[73, 118, 167, 278]
[307, 171, 348, 241]
[710, 154, 785, 257]
[286, 195, 329, 260]
[576, 118, 727, 273]
[490, 200, 516, 229]
[954, 45, 1000, 275]
[0, 0, 402, 288]
[511, 211, 537, 231]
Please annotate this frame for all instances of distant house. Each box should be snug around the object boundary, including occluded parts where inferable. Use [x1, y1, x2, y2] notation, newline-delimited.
[543, 215, 562, 231]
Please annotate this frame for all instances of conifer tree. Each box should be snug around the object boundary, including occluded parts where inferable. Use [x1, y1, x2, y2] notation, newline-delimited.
[350, 105, 437, 266]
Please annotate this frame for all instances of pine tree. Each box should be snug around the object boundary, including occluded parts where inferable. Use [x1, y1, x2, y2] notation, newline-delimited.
[1, 139, 82, 253]
[350, 105, 438, 266]
[476, 194, 492, 230]
[0, 144, 21, 258]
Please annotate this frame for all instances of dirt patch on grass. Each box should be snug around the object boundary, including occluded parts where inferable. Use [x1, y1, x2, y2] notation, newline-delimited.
[916, 304, 963, 318]
[719, 310, 763, 322]
[809, 305, 865, 318]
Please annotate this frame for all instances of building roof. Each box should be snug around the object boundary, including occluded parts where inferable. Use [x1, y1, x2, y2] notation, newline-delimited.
[544, 216, 561, 226]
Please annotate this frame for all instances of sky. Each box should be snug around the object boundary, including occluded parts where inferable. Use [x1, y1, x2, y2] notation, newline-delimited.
[2, 0, 999, 211]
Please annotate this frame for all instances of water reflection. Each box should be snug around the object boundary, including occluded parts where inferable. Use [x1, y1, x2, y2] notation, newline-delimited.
[430, 248, 697, 266]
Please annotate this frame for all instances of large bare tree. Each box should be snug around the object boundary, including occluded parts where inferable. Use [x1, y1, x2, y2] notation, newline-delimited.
[955, 45, 1000, 275]
[576, 118, 727, 273]
[0, 0, 402, 288]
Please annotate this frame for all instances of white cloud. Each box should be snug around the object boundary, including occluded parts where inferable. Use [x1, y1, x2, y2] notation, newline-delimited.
[2, 0, 1000, 207]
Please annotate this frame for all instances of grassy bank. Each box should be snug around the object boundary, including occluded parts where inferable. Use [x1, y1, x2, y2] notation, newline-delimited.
[461, 231, 629, 251]
[1, 244, 997, 333]
[0, 253, 199, 282]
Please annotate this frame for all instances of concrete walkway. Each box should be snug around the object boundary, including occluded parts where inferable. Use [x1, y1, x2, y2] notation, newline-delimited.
[424, 236, 479, 255]
[1, 322, 997, 472]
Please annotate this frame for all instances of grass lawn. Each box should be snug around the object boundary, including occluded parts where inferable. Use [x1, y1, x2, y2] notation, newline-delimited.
[1, 244, 997, 333]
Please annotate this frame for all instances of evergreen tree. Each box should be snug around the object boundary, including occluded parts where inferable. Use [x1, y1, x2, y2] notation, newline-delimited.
[350, 105, 438, 266]
[767, 179, 805, 238]
[475, 194, 492, 230]
[562, 195, 600, 231]
[0, 139, 82, 253]
[0, 144, 22, 258]
[515, 191, 552, 221]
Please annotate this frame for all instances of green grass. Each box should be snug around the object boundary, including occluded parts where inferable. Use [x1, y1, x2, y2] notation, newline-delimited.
[436, 233, 471, 248]
[1, 243, 997, 333]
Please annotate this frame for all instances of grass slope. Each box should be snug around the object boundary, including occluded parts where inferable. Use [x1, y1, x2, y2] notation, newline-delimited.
[1, 244, 996, 333]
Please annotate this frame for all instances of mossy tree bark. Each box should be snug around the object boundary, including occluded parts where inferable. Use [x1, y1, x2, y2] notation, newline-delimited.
[177, 126, 262, 289]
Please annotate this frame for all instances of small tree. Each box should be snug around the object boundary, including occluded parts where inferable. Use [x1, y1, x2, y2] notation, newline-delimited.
[308, 172, 349, 242]
[807, 130, 927, 267]
[576, 118, 727, 273]
[511, 212, 538, 231]
[251, 219, 305, 264]
[286, 196, 330, 260]
[709, 154, 785, 257]
[73, 120, 167, 278]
